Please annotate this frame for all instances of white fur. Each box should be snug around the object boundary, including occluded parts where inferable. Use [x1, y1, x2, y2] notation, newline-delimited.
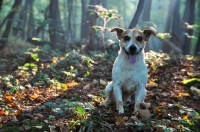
[100, 29, 152, 114]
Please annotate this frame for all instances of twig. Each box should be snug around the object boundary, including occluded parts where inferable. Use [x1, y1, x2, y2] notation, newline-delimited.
[100, 121, 114, 132]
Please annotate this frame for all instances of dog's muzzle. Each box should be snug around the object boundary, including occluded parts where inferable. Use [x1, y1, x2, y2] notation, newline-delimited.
[123, 46, 143, 65]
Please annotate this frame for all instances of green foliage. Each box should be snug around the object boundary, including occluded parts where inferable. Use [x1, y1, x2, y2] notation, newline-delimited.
[90, 5, 122, 49]
[182, 78, 200, 87]
[76, 106, 86, 116]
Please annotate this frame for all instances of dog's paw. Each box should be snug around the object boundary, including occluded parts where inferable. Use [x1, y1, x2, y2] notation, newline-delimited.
[133, 102, 141, 113]
[117, 106, 124, 114]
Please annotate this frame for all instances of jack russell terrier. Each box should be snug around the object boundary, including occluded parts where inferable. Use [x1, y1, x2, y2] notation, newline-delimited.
[100, 27, 155, 114]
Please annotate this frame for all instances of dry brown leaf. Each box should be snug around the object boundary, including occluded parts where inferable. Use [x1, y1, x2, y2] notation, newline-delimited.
[66, 81, 79, 89]
[83, 84, 90, 89]
[0, 109, 5, 115]
[34, 113, 44, 119]
[115, 116, 125, 126]
[30, 93, 39, 100]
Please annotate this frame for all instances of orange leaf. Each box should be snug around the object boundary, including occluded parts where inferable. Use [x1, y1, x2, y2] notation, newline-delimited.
[156, 107, 161, 113]
[30, 93, 39, 100]
[176, 92, 190, 98]
[115, 116, 125, 126]
[16, 108, 22, 115]
[5, 95, 12, 102]
[66, 82, 79, 89]
[0, 109, 5, 115]
[34, 87, 39, 93]
[183, 115, 188, 120]
[7, 103, 16, 108]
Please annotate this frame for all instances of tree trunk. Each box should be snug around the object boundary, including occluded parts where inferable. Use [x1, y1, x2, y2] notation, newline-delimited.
[20, 0, 29, 40]
[67, 0, 73, 41]
[141, 0, 151, 21]
[162, 0, 174, 53]
[49, 0, 64, 49]
[0, 0, 22, 50]
[27, 0, 36, 38]
[36, 5, 49, 37]
[128, 0, 145, 29]
[171, 0, 181, 52]
[182, 0, 196, 55]
[0, 0, 3, 11]
[195, 33, 200, 55]
[12, 1, 29, 39]
[80, 0, 88, 39]
[140, 0, 152, 52]
[83, 0, 101, 51]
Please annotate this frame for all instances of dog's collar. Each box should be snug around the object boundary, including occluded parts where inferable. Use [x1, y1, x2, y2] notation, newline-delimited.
[123, 47, 143, 57]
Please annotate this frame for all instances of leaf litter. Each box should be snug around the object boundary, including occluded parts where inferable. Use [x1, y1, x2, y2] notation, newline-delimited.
[0, 46, 200, 131]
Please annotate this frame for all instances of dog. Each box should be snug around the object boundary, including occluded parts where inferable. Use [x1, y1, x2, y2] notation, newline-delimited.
[100, 27, 155, 114]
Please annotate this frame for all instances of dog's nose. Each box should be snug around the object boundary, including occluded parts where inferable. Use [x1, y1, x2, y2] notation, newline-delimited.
[129, 45, 137, 52]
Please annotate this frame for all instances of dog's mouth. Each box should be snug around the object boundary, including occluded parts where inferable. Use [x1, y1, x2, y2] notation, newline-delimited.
[123, 47, 142, 64]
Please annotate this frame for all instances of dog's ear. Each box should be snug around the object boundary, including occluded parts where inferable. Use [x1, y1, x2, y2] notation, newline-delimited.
[111, 28, 124, 40]
[143, 29, 156, 41]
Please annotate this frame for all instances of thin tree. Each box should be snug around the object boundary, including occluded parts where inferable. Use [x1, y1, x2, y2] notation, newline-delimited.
[0, 0, 22, 50]
[195, 33, 200, 55]
[82, 0, 101, 51]
[140, 0, 152, 51]
[49, 0, 64, 49]
[128, 0, 145, 29]
[182, 0, 196, 55]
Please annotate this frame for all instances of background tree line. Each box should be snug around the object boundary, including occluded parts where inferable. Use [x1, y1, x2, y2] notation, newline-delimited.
[0, 0, 199, 55]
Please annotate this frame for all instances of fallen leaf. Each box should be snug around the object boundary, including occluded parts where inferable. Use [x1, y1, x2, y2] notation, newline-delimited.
[66, 82, 79, 88]
[100, 79, 107, 85]
[30, 93, 39, 100]
[83, 84, 90, 89]
[183, 115, 188, 120]
[11, 116, 18, 122]
[4, 93, 12, 102]
[115, 116, 125, 126]
[34, 126, 43, 129]
[156, 107, 161, 113]
[0, 109, 5, 115]
[191, 103, 200, 110]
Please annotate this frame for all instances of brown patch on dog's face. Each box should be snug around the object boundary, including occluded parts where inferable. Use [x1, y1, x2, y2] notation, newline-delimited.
[111, 27, 155, 49]
[119, 29, 146, 48]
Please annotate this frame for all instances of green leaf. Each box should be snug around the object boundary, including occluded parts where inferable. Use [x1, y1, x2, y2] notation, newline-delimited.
[101, 12, 107, 17]
[31, 53, 39, 62]
[52, 108, 64, 115]
[76, 106, 86, 116]
[153, 66, 157, 70]
[108, 13, 113, 18]
[182, 78, 200, 86]
[92, 26, 103, 31]
[44, 102, 57, 108]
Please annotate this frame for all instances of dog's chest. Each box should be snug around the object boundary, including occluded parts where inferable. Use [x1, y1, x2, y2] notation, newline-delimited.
[113, 58, 148, 94]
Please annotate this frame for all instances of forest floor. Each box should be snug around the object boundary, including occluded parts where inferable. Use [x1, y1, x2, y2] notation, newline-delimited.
[0, 44, 200, 132]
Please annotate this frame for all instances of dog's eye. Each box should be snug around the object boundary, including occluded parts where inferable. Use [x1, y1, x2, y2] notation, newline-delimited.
[123, 36, 130, 41]
[136, 36, 143, 42]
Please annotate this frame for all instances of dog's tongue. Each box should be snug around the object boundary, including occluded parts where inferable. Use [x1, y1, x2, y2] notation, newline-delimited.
[129, 54, 137, 64]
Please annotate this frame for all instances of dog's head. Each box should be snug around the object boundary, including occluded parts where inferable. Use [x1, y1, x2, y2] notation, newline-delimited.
[111, 27, 156, 64]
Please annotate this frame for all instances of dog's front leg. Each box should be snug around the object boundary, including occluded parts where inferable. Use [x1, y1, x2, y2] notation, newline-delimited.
[113, 83, 124, 114]
[100, 82, 113, 107]
[134, 87, 147, 112]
